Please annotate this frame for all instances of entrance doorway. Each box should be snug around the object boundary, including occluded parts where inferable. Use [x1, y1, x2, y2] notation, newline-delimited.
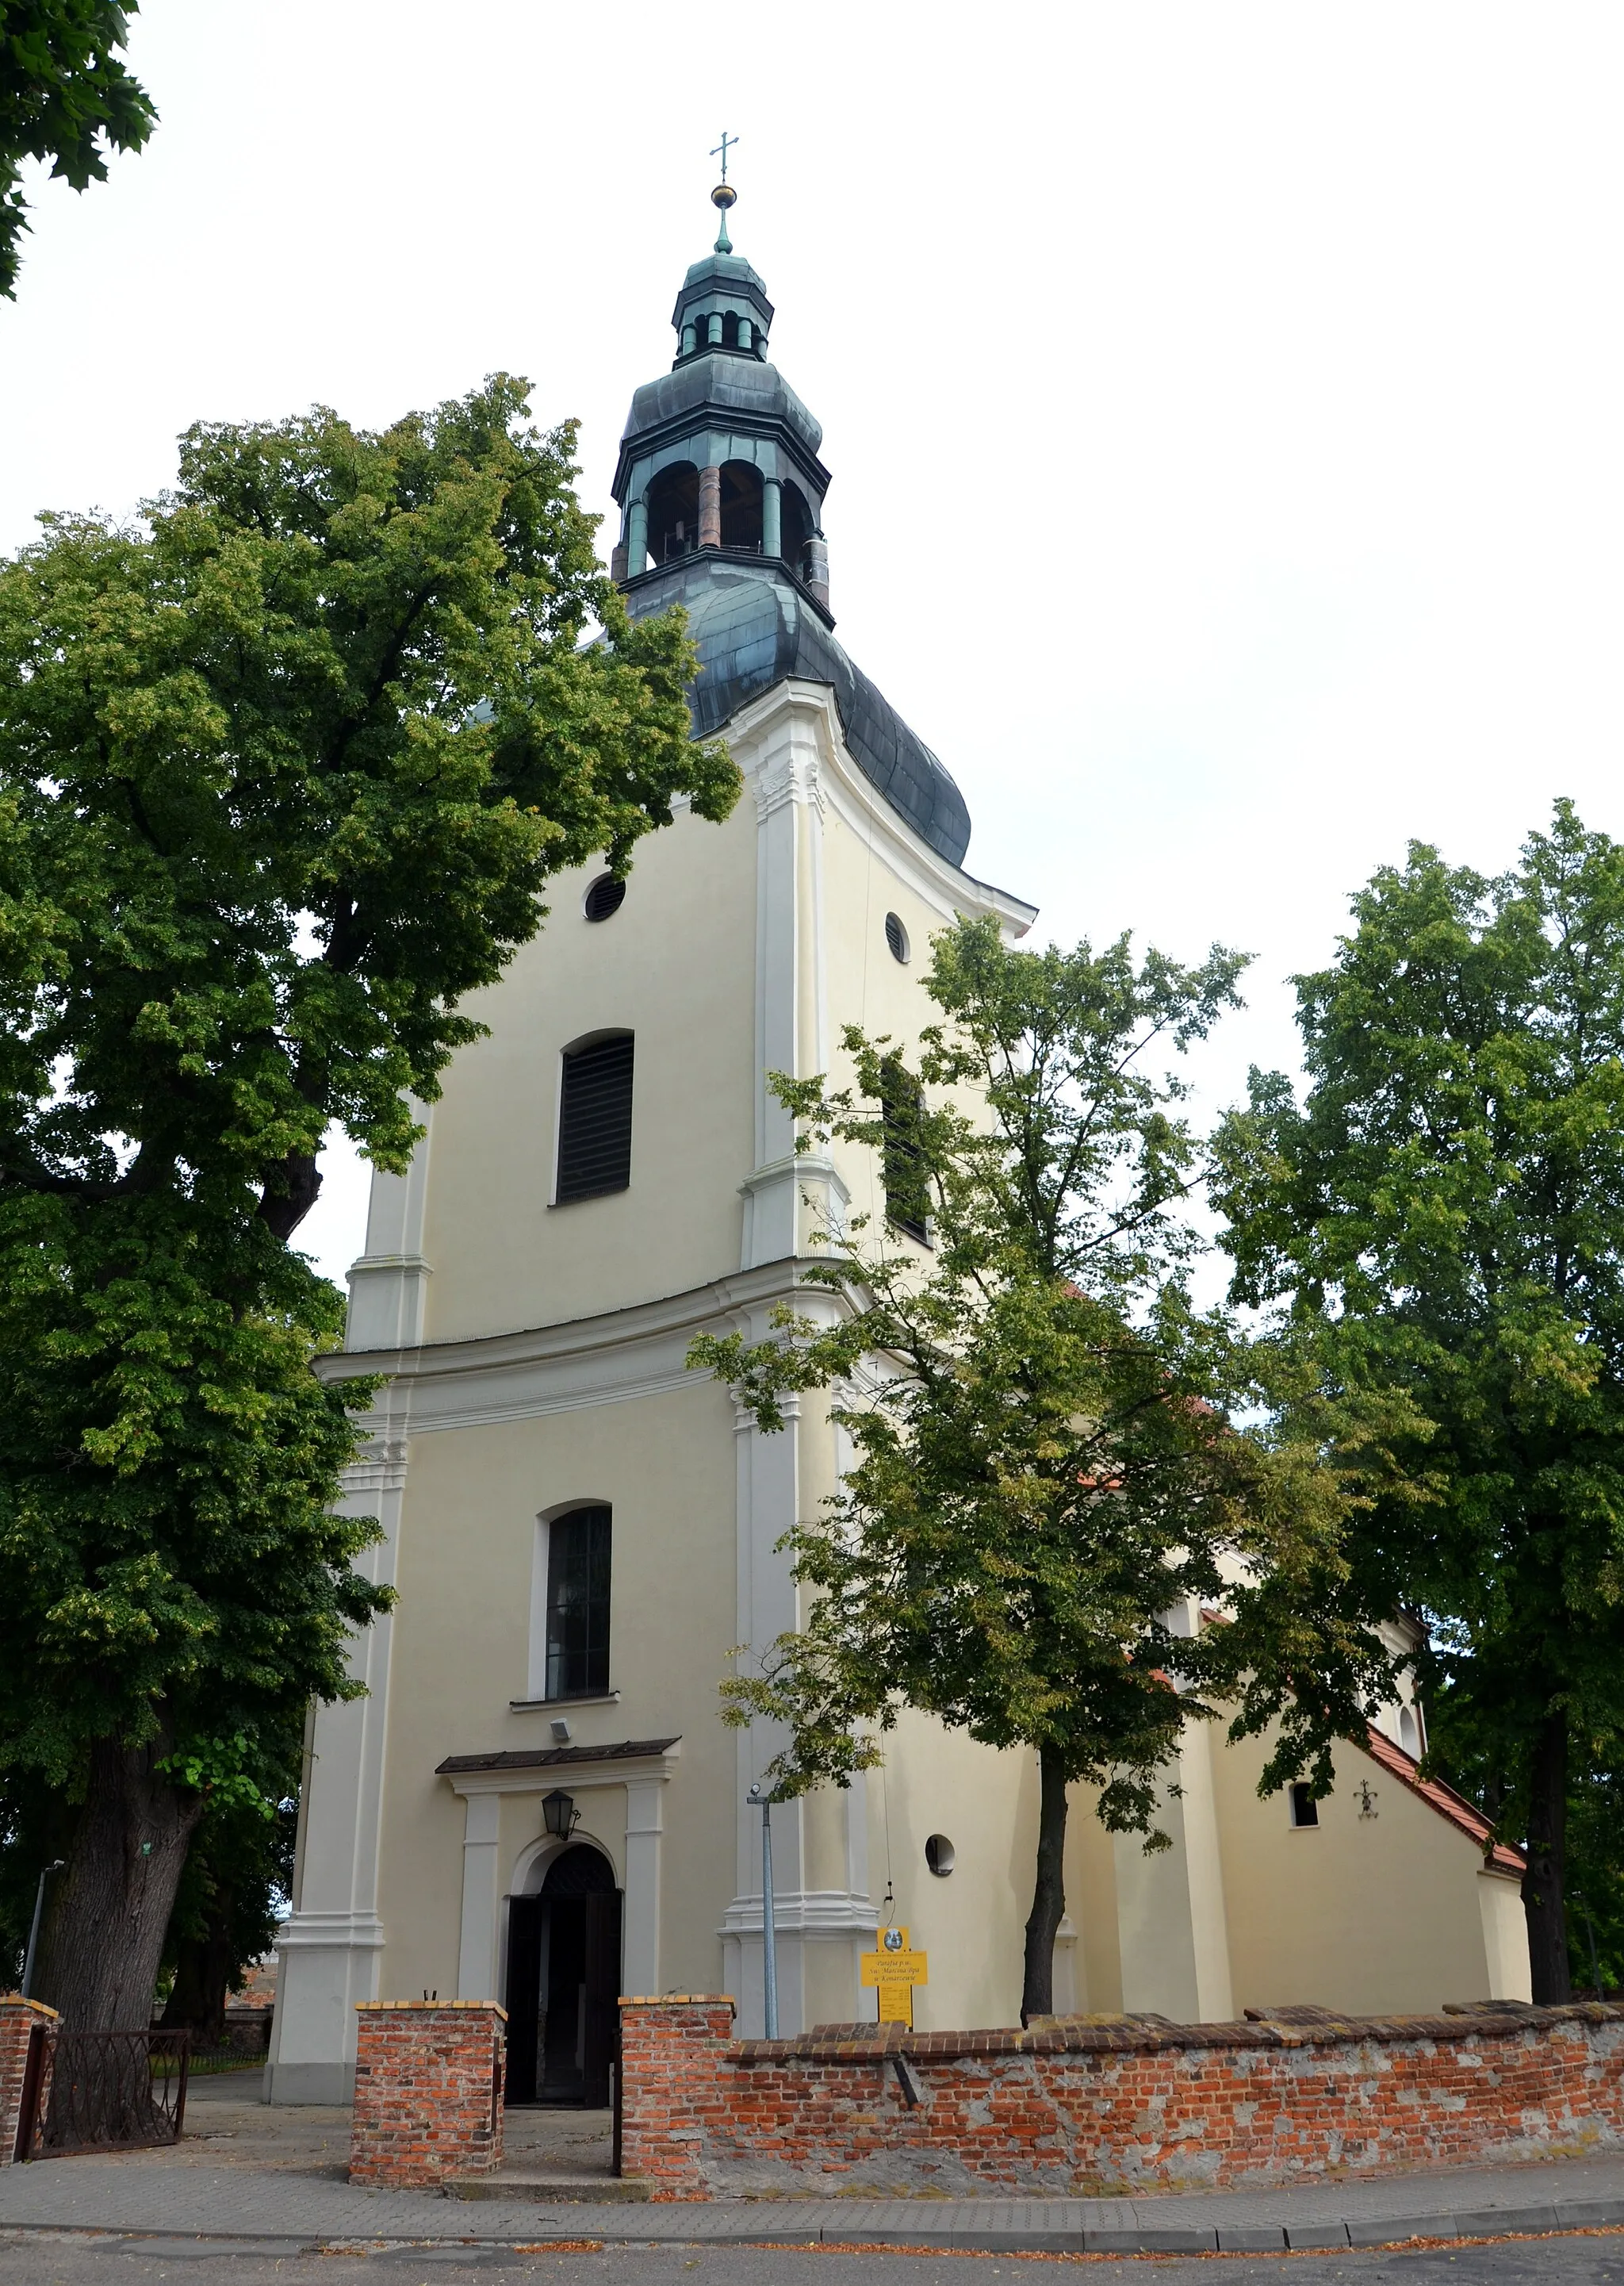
[505, 1844, 621, 2106]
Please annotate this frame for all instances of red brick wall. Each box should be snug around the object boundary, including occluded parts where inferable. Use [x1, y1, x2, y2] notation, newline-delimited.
[618, 2000, 1624, 2200]
[349, 2003, 505, 2188]
[0, 1998, 56, 2169]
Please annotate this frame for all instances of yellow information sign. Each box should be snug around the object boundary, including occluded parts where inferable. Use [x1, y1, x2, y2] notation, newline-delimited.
[860, 1926, 928, 2029]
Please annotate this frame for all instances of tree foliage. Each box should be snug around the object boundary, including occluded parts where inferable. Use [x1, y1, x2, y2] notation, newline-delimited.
[1214, 800, 1624, 2002]
[158, 1738, 297, 2047]
[0, 378, 738, 2023]
[1, 2, 156, 296]
[692, 916, 1391, 2018]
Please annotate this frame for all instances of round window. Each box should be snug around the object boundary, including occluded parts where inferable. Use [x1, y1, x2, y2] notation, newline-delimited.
[584, 874, 626, 922]
[925, 1833, 956, 1878]
[885, 911, 909, 964]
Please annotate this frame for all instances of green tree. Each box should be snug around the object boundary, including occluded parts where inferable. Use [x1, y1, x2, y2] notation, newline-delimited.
[1, 2, 156, 297]
[157, 1746, 297, 2048]
[1214, 801, 1624, 2003]
[0, 378, 738, 2026]
[691, 917, 1390, 2021]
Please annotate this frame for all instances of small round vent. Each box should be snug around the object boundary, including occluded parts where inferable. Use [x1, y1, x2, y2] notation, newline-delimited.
[885, 911, 909, 964]
[584, 875, 626, 923]
[925, 1833, 956, 1878]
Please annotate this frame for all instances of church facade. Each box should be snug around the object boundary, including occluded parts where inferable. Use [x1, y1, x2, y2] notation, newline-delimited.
[266, 192, 1531, 2106]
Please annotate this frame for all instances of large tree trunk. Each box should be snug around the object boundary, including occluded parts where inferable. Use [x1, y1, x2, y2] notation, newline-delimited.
[1522, 1707, 1572, 2005]
[159, 1892, 236, 2050]
[33, 1732, 205, 2030]
[1021, 1747, 1070, 2025]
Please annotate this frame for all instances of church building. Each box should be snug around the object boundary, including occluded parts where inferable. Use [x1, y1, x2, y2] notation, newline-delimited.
[266, 182, 1532, 2107]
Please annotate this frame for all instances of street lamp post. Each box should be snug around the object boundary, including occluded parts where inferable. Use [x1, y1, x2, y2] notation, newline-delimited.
[21, 1860, 64, 2000]
[748, 1784, 779, 2038]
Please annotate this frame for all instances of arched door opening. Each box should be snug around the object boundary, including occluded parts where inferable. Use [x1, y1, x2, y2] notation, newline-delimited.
[505, 1843, 622, 2107]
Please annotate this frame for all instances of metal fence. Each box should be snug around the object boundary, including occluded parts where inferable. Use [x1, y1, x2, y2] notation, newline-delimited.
[16, 2029, 190, 2158]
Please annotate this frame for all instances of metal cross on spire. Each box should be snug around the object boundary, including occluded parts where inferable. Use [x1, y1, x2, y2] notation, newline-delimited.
[709, 132, 739, 253]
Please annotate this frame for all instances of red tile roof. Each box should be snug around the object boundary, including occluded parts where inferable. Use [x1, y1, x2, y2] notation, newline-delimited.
[1359, 1723, 1524, 1875]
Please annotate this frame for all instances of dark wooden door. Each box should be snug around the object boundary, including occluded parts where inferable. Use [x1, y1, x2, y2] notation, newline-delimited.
[505, 1894, 544, 2105]
[582, 1890, 622, 2109]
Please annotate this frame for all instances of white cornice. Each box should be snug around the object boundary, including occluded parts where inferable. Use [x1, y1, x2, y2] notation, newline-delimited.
[275, 1911, 385, 1953]
[719, 1887, 879, 1940]
[321, 1256, 853, 1431]
[722, 678, 1037, 938]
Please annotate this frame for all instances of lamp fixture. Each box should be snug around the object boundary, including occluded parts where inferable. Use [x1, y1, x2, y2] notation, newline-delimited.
[542, 1788, 581, 1839]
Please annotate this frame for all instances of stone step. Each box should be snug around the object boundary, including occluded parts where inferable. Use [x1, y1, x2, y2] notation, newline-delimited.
[445, 2173, 650, 2204]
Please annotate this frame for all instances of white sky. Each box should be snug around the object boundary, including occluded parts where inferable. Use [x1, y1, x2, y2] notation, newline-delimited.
[5, 3, 1622, 1292]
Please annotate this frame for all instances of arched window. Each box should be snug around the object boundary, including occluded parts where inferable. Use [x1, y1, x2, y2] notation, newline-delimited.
[646, 462, 699, 563]
[719, 461, 764, 551]
[544, 1505, 612, 1700]
[556, 1033, 633, 1203]
[1398, 1705, 1420, 1759]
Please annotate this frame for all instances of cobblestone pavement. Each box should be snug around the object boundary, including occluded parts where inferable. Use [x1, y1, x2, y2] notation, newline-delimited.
[2, 2227, 1624, 2282]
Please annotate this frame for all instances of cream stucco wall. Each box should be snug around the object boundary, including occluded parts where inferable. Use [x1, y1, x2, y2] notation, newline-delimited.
[1208, 1722, 1530, 2015]
[371, 1384, 740, 2005]
[419, 800, 760, 1344]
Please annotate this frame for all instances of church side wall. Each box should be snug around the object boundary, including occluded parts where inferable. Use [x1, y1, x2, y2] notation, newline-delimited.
[860, 1713, 1041, 2033]
[1208, 1724, 1529, 2014]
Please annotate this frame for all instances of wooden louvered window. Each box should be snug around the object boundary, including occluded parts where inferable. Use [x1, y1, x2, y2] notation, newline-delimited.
[556, 1033, 634, 1203]
[545, 1506, 611, 1699]
[881, 1053, 930, 1245]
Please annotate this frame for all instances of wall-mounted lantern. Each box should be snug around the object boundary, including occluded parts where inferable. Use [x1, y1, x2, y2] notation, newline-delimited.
[542, 1789, 581, 1840]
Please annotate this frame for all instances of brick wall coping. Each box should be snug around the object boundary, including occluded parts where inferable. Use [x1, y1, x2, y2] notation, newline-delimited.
[0, 1996, 58, 2019]
[723, 2002, 1624, 2065]
[357, 2000, 508, 2018]
[620, 1995, 735, 2008]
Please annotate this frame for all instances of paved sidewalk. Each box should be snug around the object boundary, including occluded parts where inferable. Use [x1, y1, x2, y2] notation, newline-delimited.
[7, 2078, 1624, 2254]
[6, 2150, 1624, 2253]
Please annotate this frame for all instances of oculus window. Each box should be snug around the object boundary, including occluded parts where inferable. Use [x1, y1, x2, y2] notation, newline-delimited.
[556, 1033, 634, 1202]
[545, 1505, 612, 1700]
[584, 875, 626, 922]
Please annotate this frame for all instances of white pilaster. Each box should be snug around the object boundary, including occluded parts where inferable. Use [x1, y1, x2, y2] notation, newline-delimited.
[1113, 1619, 1235, 2024]
[622, 1777, 665, 1994]
[266, 1431, 408, 2102]
[739, 691, 827, 1271]
[345, 1105, 435, 1352]
[456, 1792, 502, 2001]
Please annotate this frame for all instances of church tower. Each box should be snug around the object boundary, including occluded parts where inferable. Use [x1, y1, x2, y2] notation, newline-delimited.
[264, 178, 1526, 2109]
[609, 175, 971, 868]
[266, 175, 1037, 2102]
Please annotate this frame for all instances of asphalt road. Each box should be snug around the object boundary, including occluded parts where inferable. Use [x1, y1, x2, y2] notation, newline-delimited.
[3, 2234, 1624, 2286]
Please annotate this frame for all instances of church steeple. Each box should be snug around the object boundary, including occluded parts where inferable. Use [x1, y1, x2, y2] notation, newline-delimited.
[611, 168, 830, 608]
[607, 162, 973, 870]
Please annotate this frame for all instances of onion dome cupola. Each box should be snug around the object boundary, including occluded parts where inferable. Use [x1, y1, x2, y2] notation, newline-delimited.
[610, 166, 972, 868]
